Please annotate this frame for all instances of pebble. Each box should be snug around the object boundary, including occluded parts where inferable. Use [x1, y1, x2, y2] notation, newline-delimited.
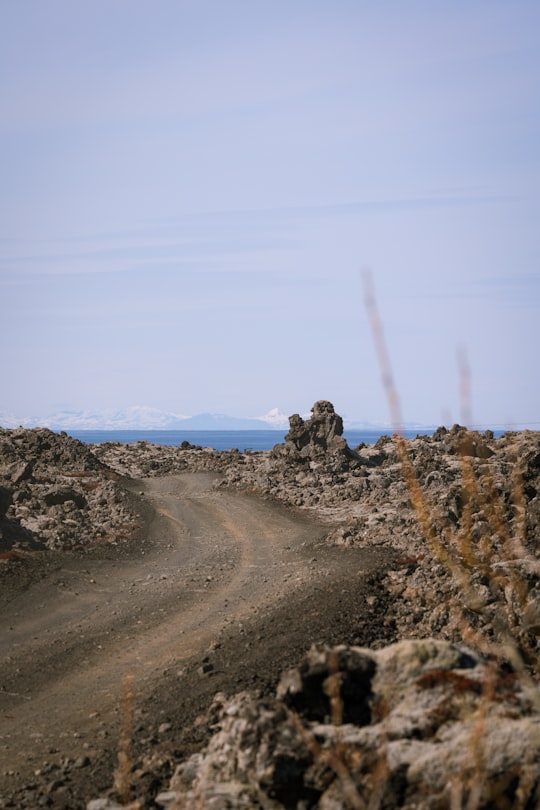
[155, 791, 178, 807]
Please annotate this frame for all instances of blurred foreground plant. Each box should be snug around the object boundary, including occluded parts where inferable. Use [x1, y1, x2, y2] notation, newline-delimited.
[362, 270, 539, 677]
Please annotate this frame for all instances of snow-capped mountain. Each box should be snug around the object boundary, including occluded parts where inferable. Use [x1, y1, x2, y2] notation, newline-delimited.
[0, 406, 290, 431]
[256, 408, 290, 429]
[0, 406, 431, 432]
[0, 407, 189, 430]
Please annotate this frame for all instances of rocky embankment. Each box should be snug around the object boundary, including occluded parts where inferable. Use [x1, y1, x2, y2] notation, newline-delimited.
[223, 403, 540, 660]
[0, 428, 143, 556]
[1, 402, 539, 808]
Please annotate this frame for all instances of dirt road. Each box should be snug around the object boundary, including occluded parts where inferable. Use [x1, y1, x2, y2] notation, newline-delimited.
[0, 474, 397, 807]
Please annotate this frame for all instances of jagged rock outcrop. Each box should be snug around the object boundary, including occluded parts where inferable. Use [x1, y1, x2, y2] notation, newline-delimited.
[278, 401, 357, 466]
[157, 640, 540, 809]
[285, 401, 348, 455]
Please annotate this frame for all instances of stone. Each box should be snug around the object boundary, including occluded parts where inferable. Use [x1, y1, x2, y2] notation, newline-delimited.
[8, 462, 32, 485]
[0, 427, 142, 552]
[154, 791, 178, 808]
[86, 800, 125, 810]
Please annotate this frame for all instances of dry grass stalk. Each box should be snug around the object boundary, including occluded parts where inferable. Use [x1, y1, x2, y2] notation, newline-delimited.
[286, 706, 367, 810]
[363, 270, 538, 672]
[461, 661, 497, 810]
[278, 649, 390, 810]
[326, 649, 344, 726]
[363, 271, 539, 807]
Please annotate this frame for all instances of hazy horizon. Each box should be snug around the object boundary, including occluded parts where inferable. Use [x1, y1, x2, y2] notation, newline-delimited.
[2, 2, 539, 428]
[0, 403, 535, 433]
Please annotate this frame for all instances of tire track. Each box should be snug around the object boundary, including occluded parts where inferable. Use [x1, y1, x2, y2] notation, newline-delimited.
[0, 474, 324, 788]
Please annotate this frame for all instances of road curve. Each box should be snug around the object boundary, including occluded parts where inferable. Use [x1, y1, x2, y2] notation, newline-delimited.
[0, 473, 326, 786]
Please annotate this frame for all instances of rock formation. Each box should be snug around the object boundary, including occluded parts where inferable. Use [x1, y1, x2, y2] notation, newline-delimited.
[276, 400, 358, 468]
[285, 400, 347, 453]
[158, 640, 540, 809]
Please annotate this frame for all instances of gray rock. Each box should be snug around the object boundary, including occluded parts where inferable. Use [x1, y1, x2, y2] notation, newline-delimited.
[162, 640, 540, 809]
[8, 461, 32, 484]
[86, 799, 125, 810]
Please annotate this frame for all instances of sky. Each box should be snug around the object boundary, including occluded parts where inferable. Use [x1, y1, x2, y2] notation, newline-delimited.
[1, 0, 539, 428]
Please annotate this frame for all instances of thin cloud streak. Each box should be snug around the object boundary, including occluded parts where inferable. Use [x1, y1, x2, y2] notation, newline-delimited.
[2, 192, 511, 276]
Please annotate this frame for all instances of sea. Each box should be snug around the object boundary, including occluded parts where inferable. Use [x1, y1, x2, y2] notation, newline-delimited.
[65, 428, 438, 452]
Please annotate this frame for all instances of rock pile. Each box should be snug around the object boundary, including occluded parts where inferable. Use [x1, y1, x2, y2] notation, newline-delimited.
[0, 428, 141, 554]
[156, 639, 540, 809]
[91, 439, 245, 479]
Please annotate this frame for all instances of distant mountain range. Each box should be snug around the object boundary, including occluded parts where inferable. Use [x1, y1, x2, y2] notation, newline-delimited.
[0, 406, 433, 432]
[0, 406, 290, 431]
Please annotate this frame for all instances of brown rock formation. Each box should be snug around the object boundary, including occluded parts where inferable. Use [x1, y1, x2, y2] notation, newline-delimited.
[278, 400, 357, 465]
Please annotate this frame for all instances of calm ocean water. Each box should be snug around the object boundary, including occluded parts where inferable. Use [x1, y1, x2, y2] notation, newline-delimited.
[66, 428, 437, 452]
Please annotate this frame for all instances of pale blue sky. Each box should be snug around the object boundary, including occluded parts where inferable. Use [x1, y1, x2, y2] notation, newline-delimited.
[1, 1, 539, 427]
